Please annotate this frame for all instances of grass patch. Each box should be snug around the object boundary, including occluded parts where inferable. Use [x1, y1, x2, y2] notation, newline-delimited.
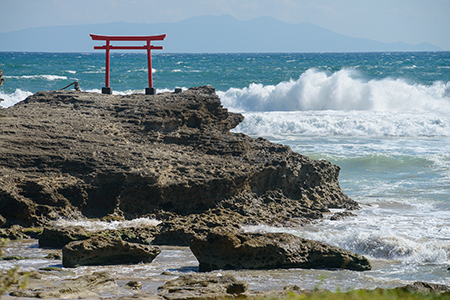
[284, 288, 449, 300]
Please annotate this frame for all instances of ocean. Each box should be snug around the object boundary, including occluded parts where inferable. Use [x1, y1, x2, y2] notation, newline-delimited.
[1, 51, 450, 294]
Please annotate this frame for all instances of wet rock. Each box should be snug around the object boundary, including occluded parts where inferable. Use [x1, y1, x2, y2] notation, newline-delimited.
[190, 231, 371, 272]
[44, 252, 62, 260]
[157, 273, 248, 300]
[10, 271, 118, 298]
[397, 281, 450, 294]
[62, 235, 161, 267]
[0, 255, 29, 260]
[0, 225, 30, 240]
[330, 210, 356, 220]
[125, 280, 143, 291]
[0, 87, 357, 228]
[39, 225, 90, 248]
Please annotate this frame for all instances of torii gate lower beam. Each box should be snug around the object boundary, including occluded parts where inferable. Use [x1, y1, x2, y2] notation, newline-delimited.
[90, 34, 167, 95]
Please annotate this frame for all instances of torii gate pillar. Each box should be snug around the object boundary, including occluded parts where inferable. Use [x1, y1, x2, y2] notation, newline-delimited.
[90, 34, 167, 95]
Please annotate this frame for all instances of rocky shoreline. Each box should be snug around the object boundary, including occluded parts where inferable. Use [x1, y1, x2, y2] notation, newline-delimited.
[1, 87, 448, 298]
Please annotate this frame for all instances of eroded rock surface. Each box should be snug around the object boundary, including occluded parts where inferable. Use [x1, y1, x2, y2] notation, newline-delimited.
[0, 86, 357, 228]
[157, 273, 248, 300]
[62, 235, 161, 267]
[190, 231, 372, 272]
[9, 271, 118, 298]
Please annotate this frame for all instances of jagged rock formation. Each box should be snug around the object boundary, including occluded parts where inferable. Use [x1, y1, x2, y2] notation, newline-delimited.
[190, 231, 372, 272]
[0, 86, 357, 227]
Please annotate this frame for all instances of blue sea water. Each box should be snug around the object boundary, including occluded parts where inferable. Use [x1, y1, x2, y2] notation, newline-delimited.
[1, 51, 450, 292]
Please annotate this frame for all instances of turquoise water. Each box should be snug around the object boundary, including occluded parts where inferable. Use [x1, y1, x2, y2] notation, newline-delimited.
[1, 51, 450, 290]
[1, 52, 449, 95]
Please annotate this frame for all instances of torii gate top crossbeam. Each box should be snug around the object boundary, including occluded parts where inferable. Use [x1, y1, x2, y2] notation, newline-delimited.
[90, 33, 167, 94]
[90, 34, 167, 42]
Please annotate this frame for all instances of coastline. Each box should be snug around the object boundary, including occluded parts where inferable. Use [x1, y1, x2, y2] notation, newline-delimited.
[0, 81, 450, 298]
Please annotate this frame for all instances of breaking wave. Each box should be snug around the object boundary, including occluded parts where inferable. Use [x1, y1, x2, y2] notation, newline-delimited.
[233, 110, 450, 137]
[0, 89, 33, 108]
[218, 68, 450, 113]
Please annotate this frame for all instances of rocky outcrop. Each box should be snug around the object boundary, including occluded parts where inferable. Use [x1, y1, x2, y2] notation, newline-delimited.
[0, 86, 357, 228]
[190, 231, 371, 272]
[10, 271, 118, 298]
[62, 235, 161, 267]
[157, 274, 248, 300]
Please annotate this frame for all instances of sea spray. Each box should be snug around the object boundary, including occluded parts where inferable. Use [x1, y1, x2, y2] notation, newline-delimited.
[0, 89, 33, 108]
[217, 68, 450, 112]
[52, 217, 161, 232]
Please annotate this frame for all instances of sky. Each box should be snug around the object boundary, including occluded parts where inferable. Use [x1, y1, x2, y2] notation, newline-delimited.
[1, 0, 449, 50]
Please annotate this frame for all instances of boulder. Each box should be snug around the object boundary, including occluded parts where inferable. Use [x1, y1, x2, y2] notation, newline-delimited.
[39, 226, 90, 248]
[0, 87, 357, 228]
[0, 214, 5, 227]
[157, 273, 248, 300]
[10, 271, 118, 298]
[62, 235, 161, 268]
[190, 231, 371, 272]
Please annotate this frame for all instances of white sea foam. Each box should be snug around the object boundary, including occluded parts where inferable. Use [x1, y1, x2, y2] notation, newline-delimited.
[218, 68, 450, 113]
[4, 75, 68, 81]
[233, 110, 450, 137]
[0, 89, 33, 108]
[243, 216, 450, 265]
[52, 217, 161, 232]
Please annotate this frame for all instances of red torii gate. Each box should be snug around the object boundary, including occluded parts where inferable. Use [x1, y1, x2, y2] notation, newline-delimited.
[90, 33, 167, 95]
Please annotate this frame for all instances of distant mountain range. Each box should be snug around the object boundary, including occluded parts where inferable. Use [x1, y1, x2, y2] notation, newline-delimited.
[0, 15, 442, 53]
